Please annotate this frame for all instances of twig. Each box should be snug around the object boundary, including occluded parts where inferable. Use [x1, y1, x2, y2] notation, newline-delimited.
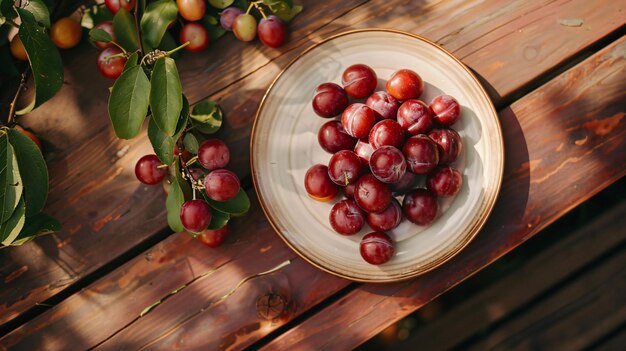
[6, 67, 30, 126]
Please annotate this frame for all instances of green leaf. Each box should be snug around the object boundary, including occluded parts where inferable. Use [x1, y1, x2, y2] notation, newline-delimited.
[232, 0, 248, 9]
[10, 212, 60, 246]
[148, 118, 174, 165]
[182, 133, 199, 154]
[0, 0, 17, 21]
[123, 51, 139, 72]
[7, 128, 48, 216]
[113, 8, 139, 52]
[174, 156, 192, 200]
[89, 28, 112, 43]
[205, 188, 250, 215]
[158, 31, 179, 58]
[0, 197, 25, 245]
[150, 57, 182, 136]
[0, 134, 22, 224]
[202, 16, 226, 41]
[140, 0, 178, 50]
[207, 209, 229, 229]
[190, 100, 223, 134]
[81, 4, 114, 29]
[264, 0, 302, 22]
[208, 0, 234, 9]
[166, 178, 184, 232]
[15, 8, 63, 115]
[108, 62, 150, 139]
[24, 0, 51, 28]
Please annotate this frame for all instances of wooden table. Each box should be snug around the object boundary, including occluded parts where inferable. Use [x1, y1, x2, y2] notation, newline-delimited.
[1, 1, 625, 349]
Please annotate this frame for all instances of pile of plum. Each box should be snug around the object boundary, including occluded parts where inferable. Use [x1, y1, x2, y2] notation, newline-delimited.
[304, 64, 464, 265]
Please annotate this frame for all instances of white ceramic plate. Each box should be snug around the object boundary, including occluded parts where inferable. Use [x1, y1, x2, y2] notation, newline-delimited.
[251, 29, 504, 282]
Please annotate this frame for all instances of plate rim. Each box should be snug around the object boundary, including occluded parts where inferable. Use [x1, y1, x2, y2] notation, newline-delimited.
[250, 28, 505, 283]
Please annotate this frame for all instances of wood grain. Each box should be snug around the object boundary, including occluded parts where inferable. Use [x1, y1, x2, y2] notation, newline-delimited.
[393, 200, 626, 351]
[466, 248, 626, 351]
[3, 29, 624, 351]
[260, 35, 626, 350]
[0, 0, 623, 338]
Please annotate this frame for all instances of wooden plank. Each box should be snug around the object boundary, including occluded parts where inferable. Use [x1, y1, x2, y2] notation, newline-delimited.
[591, 327, 626, 351]
[465, 248, 626, 351]
[1, 0, 624, 332]
[259, 35, 626, 350]
[393, 200, 626, 351]
[4, 30, 624, 351]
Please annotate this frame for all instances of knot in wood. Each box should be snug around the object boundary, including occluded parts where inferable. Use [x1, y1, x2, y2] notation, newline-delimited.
[256, 292, 286, 320]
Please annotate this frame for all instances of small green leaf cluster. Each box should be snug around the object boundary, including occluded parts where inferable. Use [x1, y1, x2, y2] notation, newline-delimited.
[0, 128, 59, 247]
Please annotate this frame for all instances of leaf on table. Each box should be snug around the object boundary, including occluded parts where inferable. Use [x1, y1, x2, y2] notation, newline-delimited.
[148, 98, 187, 166]
[80, 4, 113, 29]
[182, 133, 199, 154]
[108, 60, 150, 139]
[0, 196, 25, 245]
[113, 8, 139, 52]
[0, 135, 23, 225]
[150, 57, 182, 136]
[190, 100, 223, 134]
[140, 0, 178, 51]
[263, 0, 302, 22]
[201, 15, 226, 41]
[15, 8, 63, 115]
[166, 178, 185, 232]
[24, 0, 51, 28]
[204, 188, 250, 215]
[208, 0, 235, 9]
[89, 28, 112, 43]
[207, 209, 229, 229]
[10, 212, 60, 246]
[7, 128, 48, 216]
[0, 0, 17, 21]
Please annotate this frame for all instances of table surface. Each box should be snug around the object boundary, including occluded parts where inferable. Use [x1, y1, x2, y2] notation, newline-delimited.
[1, 1, 625, 350]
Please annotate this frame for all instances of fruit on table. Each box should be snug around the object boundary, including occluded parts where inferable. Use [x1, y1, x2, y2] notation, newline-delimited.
[369, 146, 407, 184]
[428, 128, 463, 164]
[386, 69, 424, 101]
[105, 0, 136, 14]
[343, 183, 356, 198]
[197, 139, 230, 171]
[135, 154, 168, 185]
[93, 21, 116, 49]
[402, 188, 438, 226]
[318, 120, 357, 153]
[305, 164, 339, 202]
[312, 83, 349, 118]
[220, 7, 244, 31]
[342, 64, 377, 99]
[366, 91, 399, 119]
[430, 95, 461, 126]
[328, 150, 363, 186]
[10, 36, 28, 61]
[197, 225, 230, 247]
[397, 99, 433, 135]
[180, 23, 210, 52]
[329, 199, 365, 235]
[369, 119, 405, 149]
[180, 199, 212, 233]
[354, 138, 375, 165]
[427, 166, 462, 197]
[97, 47, 127, 80]
[342, 103, 376, 139]
[50, 18, 82, 49]
[258, 15, 287, 48]
[176, 0, 206, 21]
[204, 169, 241, 201]
[402, 134, 439, 174]
[233, 13, 257, 42]
[366, 198, 402, 232]
[360, 231, 395, 265]
[355, 174, 392, 213]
